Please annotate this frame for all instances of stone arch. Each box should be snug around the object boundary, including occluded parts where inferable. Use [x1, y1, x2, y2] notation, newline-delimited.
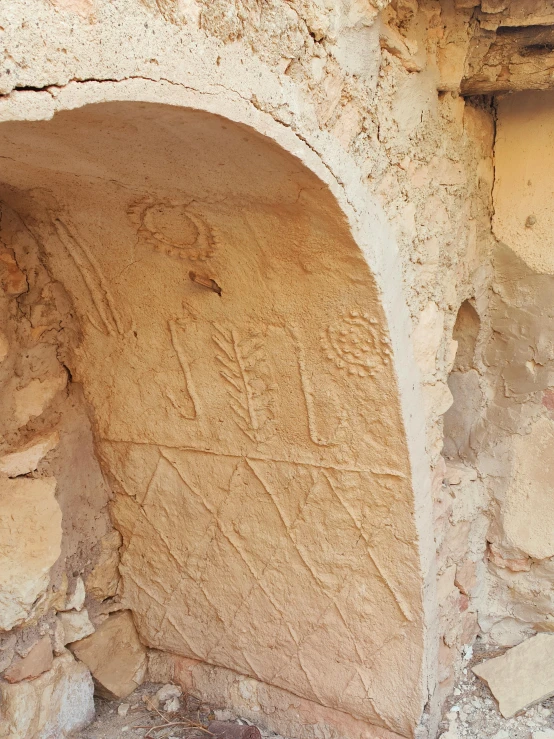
[0, 88, 432, 738]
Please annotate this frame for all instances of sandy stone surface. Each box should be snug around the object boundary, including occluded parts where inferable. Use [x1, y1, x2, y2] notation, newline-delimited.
[0, 652, 94, 739]
[0, 477, 62, 631]
[70, 611, 148, 700]
[0, 430, 59, 476]
[494, 92, 554, 275]
[3, 636, 53, 683]
[0, 100, 425, 736]
[2, 0, 554, 736]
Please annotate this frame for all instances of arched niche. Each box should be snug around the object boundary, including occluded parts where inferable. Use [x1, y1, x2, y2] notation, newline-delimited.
[0, 98, 425, 737]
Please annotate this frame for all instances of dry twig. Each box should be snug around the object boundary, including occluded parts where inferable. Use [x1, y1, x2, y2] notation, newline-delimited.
[133, 719, 214, 738]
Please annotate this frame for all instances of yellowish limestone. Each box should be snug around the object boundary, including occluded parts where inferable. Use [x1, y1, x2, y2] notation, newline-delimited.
[0, 477, 62, 631]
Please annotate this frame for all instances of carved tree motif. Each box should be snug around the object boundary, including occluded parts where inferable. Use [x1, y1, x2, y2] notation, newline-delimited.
[212, 323, 277, 443]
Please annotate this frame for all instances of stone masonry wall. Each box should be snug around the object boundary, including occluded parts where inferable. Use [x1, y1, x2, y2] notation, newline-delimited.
[0, 200, 121, 737]
[1, 0, 544, 737]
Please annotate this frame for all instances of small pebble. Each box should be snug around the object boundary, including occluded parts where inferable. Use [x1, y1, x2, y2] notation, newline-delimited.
[156, 683, 182, 703]
[118, 703, 130, 717]
[214, 709, 235, 721]
[164, 696, 180, 713]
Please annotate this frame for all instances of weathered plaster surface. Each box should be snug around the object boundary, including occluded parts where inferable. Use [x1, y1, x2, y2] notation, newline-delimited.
[494, 91, 554, 274]
[0, 0, 518, 736]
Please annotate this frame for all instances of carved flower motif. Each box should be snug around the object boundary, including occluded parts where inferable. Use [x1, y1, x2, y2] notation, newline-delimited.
[321, 310, 391, 377]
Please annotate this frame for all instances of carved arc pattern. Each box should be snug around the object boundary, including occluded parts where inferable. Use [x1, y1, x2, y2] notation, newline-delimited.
[128, 195, 216, 261]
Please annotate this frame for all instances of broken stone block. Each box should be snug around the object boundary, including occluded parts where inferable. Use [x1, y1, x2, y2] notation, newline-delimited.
[0, 633, 16, 672]
[412, 301, 444, 377]
[164, 696, 180, 713]
[0, 431, 59, 477]
[13, 373, 67, 428]
[489, 617, 533, 647]
[455, 560, 477, 597]
[147, 649, 175, 683]
[61, 576, 86, 612]
[473, 633, 554, 717]
[504, 416, 554, 560]
[3, 636, 53, 683]
[0, 477, 62, 631]
[69, 610, 147, 699]
[86, 530, 122, 600]
[59, 608, 95, 644]
[488, 542, 531, 572]
[0, 652, 94, 739]
[156, 683, 182, 703]
[52, 617, 66, 656]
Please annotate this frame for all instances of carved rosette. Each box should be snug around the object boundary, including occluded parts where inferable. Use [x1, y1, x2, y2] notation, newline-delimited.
[321, 309, 391, 378]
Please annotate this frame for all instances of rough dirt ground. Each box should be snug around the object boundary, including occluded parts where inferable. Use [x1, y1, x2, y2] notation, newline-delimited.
[76, 643, 554, 739]
[76, 682, 285, 739]
[437, 641, 554, 738]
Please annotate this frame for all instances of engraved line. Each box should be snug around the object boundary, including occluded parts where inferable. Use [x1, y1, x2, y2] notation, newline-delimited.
[245, 458, 333, 593]
[248, 464, 369, 673]
[52, 216, 126, 335]
[102, 439, 405, 476]
[169, 320, 202, 419]
[244, 459, 366, 669]
[322, 471, 413, 622]
[150, 454, 230, 642]
[159, 454, 289, 672]
[232, 327, 259, 430]
[287, 324, 336, 447]
[51, 218, 114, 336]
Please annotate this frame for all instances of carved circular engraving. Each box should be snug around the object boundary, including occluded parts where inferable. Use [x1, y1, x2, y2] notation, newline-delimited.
[321, 310, 391, 377]
[128, 197, 215, 261]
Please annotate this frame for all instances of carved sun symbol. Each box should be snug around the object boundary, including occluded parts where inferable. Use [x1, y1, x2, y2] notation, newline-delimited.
[128, 196, 216, 261]
[321, 310, 391, 377]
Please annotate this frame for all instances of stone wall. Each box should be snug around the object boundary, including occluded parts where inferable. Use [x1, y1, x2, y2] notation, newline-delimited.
[475, 91, 554, 647]
[0, 200, 115, 736]
[0, 1, 549, 739]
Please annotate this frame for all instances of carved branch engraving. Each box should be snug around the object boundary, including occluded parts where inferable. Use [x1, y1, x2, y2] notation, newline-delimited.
[213, 323, 277, 443]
